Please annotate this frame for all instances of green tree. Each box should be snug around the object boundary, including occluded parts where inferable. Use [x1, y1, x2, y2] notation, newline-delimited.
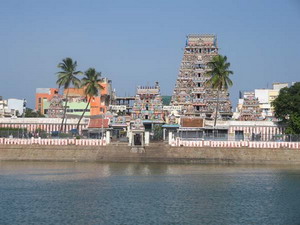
[205, 55, 233, 127]
[35, 128, 48, 138]
[272, 82, 300, 134]
[76, 68, 103, 133]
[25, 108, 45, 117]
[153, 124, 163, 141]
[56, 57, 82, 132]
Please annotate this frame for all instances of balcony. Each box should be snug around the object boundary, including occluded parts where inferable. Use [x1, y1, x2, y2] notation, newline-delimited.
[193, 77, 206, 81]
[178, 77, 193, 81]
[193, 87, 205, 93]
[193, 99, 205, 103]
[194, 69, 205, 74]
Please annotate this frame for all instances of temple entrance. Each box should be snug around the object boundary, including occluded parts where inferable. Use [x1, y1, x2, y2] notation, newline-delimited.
[235, 130, 244, 141]
[152, 124, 163, 141]
[129, 119, 146, 152]
[134, 134, 142, 146]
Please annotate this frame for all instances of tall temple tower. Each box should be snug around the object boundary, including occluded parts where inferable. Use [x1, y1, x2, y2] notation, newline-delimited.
[171, 34, 232, 119]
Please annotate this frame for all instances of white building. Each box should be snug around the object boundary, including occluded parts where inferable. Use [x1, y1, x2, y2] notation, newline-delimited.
[8, 98, 25, 116]
[254, 89, 272, 118]
[0, 97, 12, 117]
[0, 97, 26, 117]
[273, 82, 289, 90]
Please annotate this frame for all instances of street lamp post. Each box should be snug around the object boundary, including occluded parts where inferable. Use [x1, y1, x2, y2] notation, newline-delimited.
[22, 99, 27, 138]
[102, 115, 104, 141]
[100, 93, 104, 142]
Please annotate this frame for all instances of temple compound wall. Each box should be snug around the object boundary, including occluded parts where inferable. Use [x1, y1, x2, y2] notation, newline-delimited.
[0, 118, 88, 134]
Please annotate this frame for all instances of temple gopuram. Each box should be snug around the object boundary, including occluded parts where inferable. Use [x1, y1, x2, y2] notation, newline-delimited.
[131, 82, 164, 131]
[238, 92, 262, 121]
[171, 34, 232, 119]
[47, 95, 64, 118]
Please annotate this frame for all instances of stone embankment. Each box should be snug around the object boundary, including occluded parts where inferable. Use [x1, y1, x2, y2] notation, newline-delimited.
[1, 140, 300, 164]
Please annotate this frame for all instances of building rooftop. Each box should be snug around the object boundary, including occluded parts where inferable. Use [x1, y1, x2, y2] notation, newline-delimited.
[88, 118, 109, 128]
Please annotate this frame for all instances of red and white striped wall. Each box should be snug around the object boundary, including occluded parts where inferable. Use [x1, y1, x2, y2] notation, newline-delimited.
[0, 123, 86, 133]
[229, 126, 284, 141]
[170, 138, 300, 149]
[0, 138, 106, 146]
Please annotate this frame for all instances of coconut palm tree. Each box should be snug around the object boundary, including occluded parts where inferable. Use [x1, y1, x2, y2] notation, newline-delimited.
[56, 57, 82, 132]
[205, 55, 233, 127]
[76, 68, 103, 133]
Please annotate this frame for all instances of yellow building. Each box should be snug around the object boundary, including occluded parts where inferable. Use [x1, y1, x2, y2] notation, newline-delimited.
[268, 89, 279, 115]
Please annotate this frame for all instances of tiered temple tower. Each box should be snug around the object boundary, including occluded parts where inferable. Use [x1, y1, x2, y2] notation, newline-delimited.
[132, 82, 164, 122]
[238, 92, 262, 121]
[171, 34, 232, 119]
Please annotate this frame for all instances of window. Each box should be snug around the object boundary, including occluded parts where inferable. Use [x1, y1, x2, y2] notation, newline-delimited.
[198, 83, 201, 87]
[197, 94, 200, 98]
[145, 115, 149, 120]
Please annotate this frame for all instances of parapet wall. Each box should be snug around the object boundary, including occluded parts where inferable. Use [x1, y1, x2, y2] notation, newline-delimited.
[171, 139, 300, 149]
[1, 138, 300, 150]
[0, 138, 106, 146]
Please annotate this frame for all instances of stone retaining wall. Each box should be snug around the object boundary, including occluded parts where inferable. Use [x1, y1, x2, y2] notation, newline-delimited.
[1, 143, 300, 164]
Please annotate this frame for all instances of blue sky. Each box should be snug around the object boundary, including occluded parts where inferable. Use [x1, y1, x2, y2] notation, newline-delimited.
[0, 0, 299, 108]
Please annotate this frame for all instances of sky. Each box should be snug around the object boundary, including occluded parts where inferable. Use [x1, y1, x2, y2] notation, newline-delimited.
[0, 0, 299, 108]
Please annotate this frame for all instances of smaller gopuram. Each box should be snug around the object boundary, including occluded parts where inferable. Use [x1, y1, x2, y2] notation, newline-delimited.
[47, 95, 64, 118]
[238, 92, 262, 121]
[131, 82, 164, 131]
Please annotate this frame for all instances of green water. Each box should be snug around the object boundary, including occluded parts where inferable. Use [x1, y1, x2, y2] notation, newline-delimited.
[1, 162, 300, 225]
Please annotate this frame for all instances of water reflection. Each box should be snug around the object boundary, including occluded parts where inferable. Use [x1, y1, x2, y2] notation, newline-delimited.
[1, 161, 300, 179]
[1, 162, 300, 224]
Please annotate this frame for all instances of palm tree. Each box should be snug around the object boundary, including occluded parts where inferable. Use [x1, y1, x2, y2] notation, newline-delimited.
[205, 55, 233, 127]
[56, 57, 82, 132]
[76, 68, 103, 133]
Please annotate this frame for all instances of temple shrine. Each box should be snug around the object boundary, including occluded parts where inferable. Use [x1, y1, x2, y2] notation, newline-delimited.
[131, 82, 164, 134]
